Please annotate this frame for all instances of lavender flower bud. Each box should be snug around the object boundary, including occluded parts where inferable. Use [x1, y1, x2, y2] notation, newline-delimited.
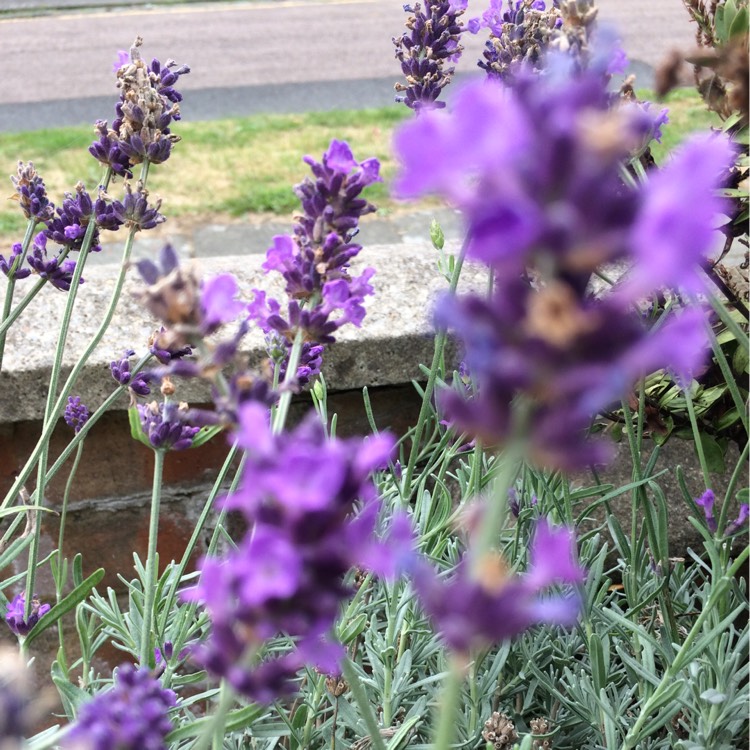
[63, 396, 90, 433]
[5, 593, 50, 638]
[137, 400, 200, 451]
[10, 161, 55, 223]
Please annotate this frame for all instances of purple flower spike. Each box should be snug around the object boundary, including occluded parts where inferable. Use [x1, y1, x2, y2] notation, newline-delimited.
[5, 593, 50, 638]
[10, 161, 55, 223]
[183, 405, 399, 702]
[63, 663, 176, 750]
[410, 517, 583, 654]
[109, 181, 166, 232]
[63, 396, 90, 434]
[90, 38, 189, 173]
[250, 140, 380, 390]
[394, 0, 466, 111]
[44, 182, 101, 254]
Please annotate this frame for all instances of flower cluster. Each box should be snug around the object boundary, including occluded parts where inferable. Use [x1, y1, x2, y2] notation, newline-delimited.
[44, 182, 101, 254]
[89, 36, 190, 177]
[411, 518, 584, 654]
[63, 663, 176, 750]
[110, 349, 152, 396]
[248, 140, 381, 388]
[470, 0, 561, 82]
[394, 63, 734, 469]
[95, 181, 165, 233]
[393, 0, 467, 110]
[64, 396, 90, 433]
[135, 245, 245, 353]
[26, 233, 81, 292]
[137, 400, 200, 452]
[5, 592, 50, 638]
[695, 489, 749, 537]
[184, 403, 400, 702]
[10, 161, 54, 223]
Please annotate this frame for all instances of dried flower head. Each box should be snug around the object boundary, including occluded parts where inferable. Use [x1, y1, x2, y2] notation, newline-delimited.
[530, 717, 553, 748]
[90, 37, 190, 176]
[482, 711, 519, 749]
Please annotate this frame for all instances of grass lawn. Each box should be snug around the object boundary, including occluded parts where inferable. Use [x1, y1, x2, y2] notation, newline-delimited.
[0, 88, 720, 247]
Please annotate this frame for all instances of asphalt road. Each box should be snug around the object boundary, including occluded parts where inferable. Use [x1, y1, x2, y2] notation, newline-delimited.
[0, 0, 698, 131]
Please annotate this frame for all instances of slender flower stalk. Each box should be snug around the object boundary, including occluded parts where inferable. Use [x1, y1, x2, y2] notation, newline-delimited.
[140, 448, 165, 666]
[0, 220, 36, 372]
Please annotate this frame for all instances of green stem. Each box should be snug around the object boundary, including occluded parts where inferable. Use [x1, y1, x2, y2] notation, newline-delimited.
[140, 448, 165, 666]
[0, 219, 36, 371]
[25, 215, 101, 621]
[157, 440, 240, 638]
[193, 679, 235, 750]
[382, 583, 401, 727]
[341, 657, 386, 750]
[433, 658, 463, 750]
[403, 239, 468, 501]
[0, 360, 148, 515]
[719, 440, 749, 533]
[272, 328, 304, 434]
[708, 291, 749, 352]
[55, 441, 85, 659]
[682, 385, 712, 490]
[301, 674, 327, 748]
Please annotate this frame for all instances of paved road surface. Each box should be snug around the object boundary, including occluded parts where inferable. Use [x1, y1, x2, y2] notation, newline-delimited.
[0, 0, 698, 130]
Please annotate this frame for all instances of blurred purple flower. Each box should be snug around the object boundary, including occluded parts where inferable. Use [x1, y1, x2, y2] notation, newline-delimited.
[200, 274, 246, 331]
[63, 663, 175, 750]
[183, 403, 402, 702]
[624, 133, 736, 298]
[411, 518, 584, 653]
[5, 593, 50, 638]
[113, 49, 130, 73]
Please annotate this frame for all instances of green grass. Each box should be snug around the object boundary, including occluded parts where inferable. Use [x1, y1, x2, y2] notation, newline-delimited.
[0, 90, 721, 246]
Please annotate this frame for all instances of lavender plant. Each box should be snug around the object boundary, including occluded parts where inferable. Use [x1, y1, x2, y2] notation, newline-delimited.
[0, 6, 747, 750]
